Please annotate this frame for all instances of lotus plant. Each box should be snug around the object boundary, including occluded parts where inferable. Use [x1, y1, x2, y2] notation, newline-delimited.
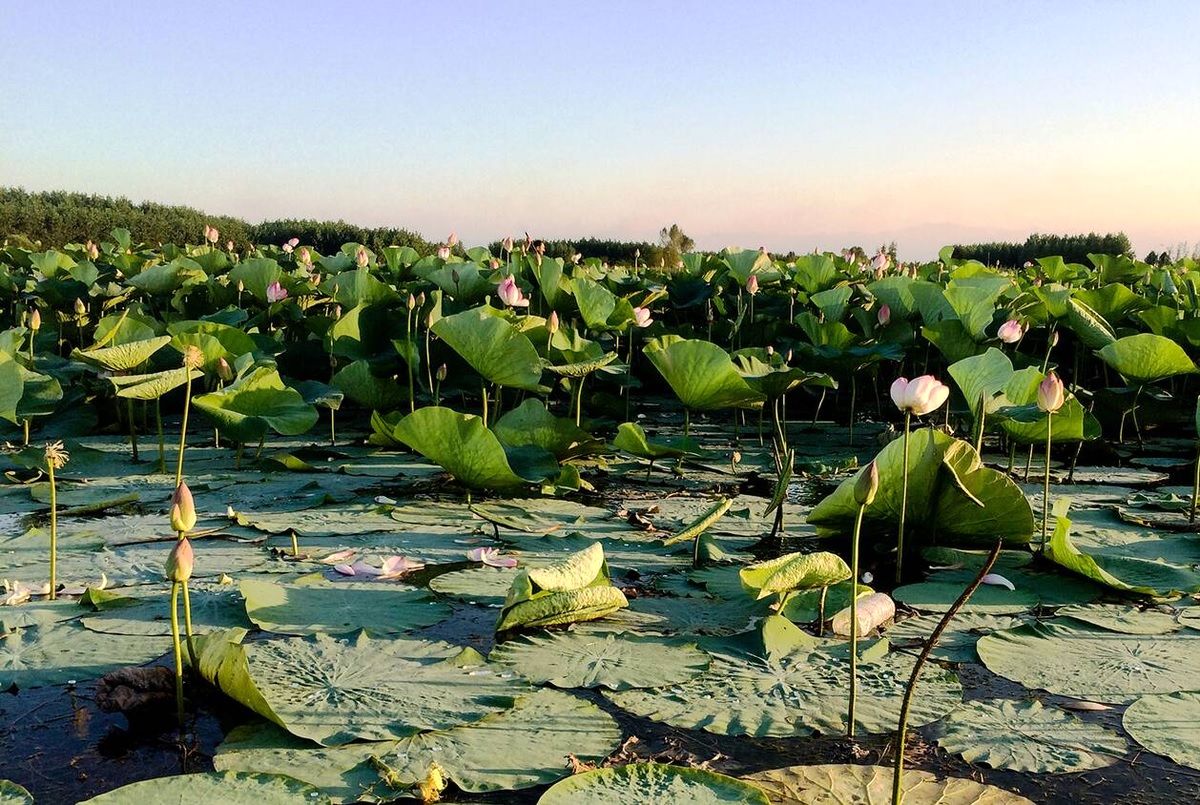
[1037, 371, 1065, 549]
[1193, 398, 1200, 524]
[44, 441, 68, 600]
[164, 533, 193, 726]
[996, 319, 1024, 344]
[889, 375, 950, 582]
[170, 482, 198, 665]
[497, 275, 529, 308]
[848, 460, 877, 738]
[176, 347, 203, 485]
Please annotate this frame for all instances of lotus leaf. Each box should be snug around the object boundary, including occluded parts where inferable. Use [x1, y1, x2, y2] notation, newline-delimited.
[0, 781, 32, 805]
[493, 399, 602, 459]
[743, 764, 1033, 804]
[1123, 692, 1200, 771]
[497, 543, 628, 630]
[645, 335, 765, 411]
[739, 552, 851, 600]
[611, 421, 700, 459]
[390, 406, 534, 489]
[538, 763, 769, 805]
[431, 308, 546, 391]
[109, 367, 203, 400]
[193, 365, 318, 442]
[489, 631, 709, 690]
[78, 772, 329, 805]
[0, 623, 169, 690]
[239, 578, 450, 636]
[72, 335, 172, 371]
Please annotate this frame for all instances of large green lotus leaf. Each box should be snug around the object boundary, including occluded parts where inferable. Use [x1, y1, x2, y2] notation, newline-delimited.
[810, 429, 1033, 544]
[922, 319, 984, 363]
[611, 421, 700, 459]
[732, 350, 836, 400]
[1098, 333, 1197, 385]
[0, 623, 169, 690]
[571, 275, 618, 330]
[608, 616, 961, 737]
[489, 631, 709, 690]
[739, 551, 851, 600]
[977, 620, 1200, 704]
[743, 764, 1033, 804]
[885, 613, 1018, 662]
[525, 541, 607, 592]
[1046, 504, 1200, 596]
[72, 335, 172, 372]
[232, 503, 400, 537]
[1123, 692, 1200, 771]
[331, 359, 405, 410]
[944, 276, 1010, 339]
[431, 308, 545, 391]
[994, 367, 1099, 444]
[1075, 282, 1149, 323]
[538, 763, 769, 805]
[229, 258, 287, 302]
[193, 365, 318, 442]
[623, 595, 763, 636]
[644, 336, 765, 411]
[934, 699, 1125, 773]
[493, 399, 602, 459]
[496, 585, 629, 631]
[0, 358, 23, 424]
[948, 347, 1013, 416]
[168, 320, 257, 364]
[892, 580, 1038, 616]
[239, 579, 450, 636]
[78, 772, 329, 805]
[81, 585, 251, 636]
[15, 364, 63, 420]
[321, 267, 399, 307]
[0, 781, 32, 805]
[0, 599, 84, 634]
[110, 367, 203, 400]
[430, 566, 519, 605]
[192, 630, 528, 745]
[363, 688, 622, 797]
[1056, 603, 1181, 635]
[1066, 297, 1117, 349]
[391, 406, 529, 489]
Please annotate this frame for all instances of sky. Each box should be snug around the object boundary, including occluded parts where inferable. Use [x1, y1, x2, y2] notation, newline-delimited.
[2, 1, 1198, 260]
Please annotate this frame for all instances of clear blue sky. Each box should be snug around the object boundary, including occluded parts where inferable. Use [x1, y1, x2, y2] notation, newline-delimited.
[2, 1, 1197, 259]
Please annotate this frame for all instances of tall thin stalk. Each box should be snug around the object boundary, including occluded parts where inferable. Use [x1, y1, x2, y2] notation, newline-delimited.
[895, 412, 912, 584]
[1042, 413, 1053, 551]
[47, 455, 58, 599]
[169, 581, 184, 725]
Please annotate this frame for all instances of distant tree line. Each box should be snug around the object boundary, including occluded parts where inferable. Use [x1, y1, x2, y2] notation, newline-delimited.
[0, 188, 430, 254]
[952, 232, 1133, 267]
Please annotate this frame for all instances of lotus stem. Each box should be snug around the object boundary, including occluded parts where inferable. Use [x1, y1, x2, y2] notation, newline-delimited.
[22, 419, 29, 446]
[817, 586, 828, 636]
[892, 538, 1002, 805]
[47, 459, 57, 600]
[330, 407, 336, 447]
[290, 529, 300, 558]
[127, 398, 139, 462]
[973, 393, 986, 456]
[425, 326, 434, 395]
[1192, 444, 1199, 524]
[175, 370, 193, 487]
[180, 577, 197, 666]
[812, 388, 826, 425]
[848, 501, 866, 738]
[405, 309, 415, 413]
[155, 399, 166, 474]
[574, 376, 586, 427]
[895, 412, 911, 584]
[254, 434, 265, 461]
[169, 581, 184, 726]
[848, 375, 857, 446]
[480, 382, 488, 426]
[1042, 413, 1053, 551]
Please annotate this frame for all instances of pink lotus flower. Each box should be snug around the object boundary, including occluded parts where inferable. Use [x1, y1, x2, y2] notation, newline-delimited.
[632, 307, 653, 328]
[356, 246, 369, 268]
[447, 232, 459, 247]
[334, 561, 378, 577]
[317, 549, 357, 565]
[436, 245, 451, 260]
[282, 242, 294, 254]
[890, 375, 950, 417]
[502, 236, 514, 253]
[877, 304, 891, 326]
[204, 225, 219, 244]
[85, 240, 99, 260]
[226, 240, 234, 252]
[266, 281, 288, 303]
[1037, 372, 1065, 413]
[746, 275, 760, 296]
[287, 237, 300, 248]
[871, 250, 889, 272]
[497, 275, 529, 307]
[467, 547, 518, 568]
[298, 247, 312, 266]
[378, 555, 425, 579]
[997, 320, 1024, 344]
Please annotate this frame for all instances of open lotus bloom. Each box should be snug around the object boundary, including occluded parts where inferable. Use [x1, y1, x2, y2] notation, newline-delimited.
[889, 375, 950, 416]
[1, 579, 35, 606]
[997, 319, 1025, 344]
[497, 275, 529, 307]
[632, 307, 653, 328]
[265, 281, 288, 303]
[1037, 372, 1065, 413]
[467, 547, 518, 568]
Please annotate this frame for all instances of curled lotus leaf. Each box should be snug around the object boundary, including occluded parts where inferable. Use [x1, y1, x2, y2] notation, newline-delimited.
[739, 551, 851, 600]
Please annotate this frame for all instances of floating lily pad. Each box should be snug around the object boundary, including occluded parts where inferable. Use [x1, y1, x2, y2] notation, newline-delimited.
[608, 616, 960, 736]
[743, 764, 1033, 804]
[1056, 603, 1181, 635]
[0, 781, 32, 805]
[489, 631, 709, 690]
[538, 763, 769, 804]
[1123, 692, 1200, 771]
[977, 620, 1200, 703]
[893, 580, 1039, 615]
[78, 771, 329, 804]
[934, 699, 1125, 773]
[240, 579, 449, 636]
[192, 630, 529, 745]
[885, 614, 1018, 662]
[0, 623, 168, 690]
[428, 566, 519, 605]
[81, 586, 251, 636]
[0, 599, 85, 633]
[625, 595, 763, 635]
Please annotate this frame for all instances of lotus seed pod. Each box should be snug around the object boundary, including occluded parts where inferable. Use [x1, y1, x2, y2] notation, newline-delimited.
[170, 482, 197, 534]
[44, 441, 70, 470]
[182, 345, 204, 370]
[165, 537, 194, 583]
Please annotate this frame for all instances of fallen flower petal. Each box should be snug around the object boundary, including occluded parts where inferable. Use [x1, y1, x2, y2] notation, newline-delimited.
[981, 573, 1016, 591]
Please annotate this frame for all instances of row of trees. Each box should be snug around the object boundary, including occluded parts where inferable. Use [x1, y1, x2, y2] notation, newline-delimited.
[952, 232, 1133, 267]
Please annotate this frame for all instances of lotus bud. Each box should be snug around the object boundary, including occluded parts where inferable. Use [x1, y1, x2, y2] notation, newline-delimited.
[732, 451, 742, 464]
[282, 241, 294, 254]
[572, 253, 582, 264]
[889, 375, 950, 417]
[266, 281, 288, 303]
[207, 225, 220, 244]
[436, 245, 451, 260]
[634, 248, 641, 258]
[29, 308, 41, 331]
[1051, 330, 1060, 347]
[44, 441, 69, 470]
[451, 270, 460, 285]
[746, 275, 760, 296]
[333, 304, 342, 319]
[632, 307, 653, 328]
[165, 538, 194, 583]
[1023, 261, 1034, 269]
[548, 310, 560, 334]
[854, 460, 879, 506]
[446, 231, 459, 247]
[997, 319, 1024, 344]
[502, 236, 514, 253]
[74, 297, 87, 317]
[1037, 371, 1065, 413]
[170, 482, 197, 534]
[216, 357, 234, 382]
[877, 304, 891, 326]
[85, 240, 99, 260]
[226, 240, 234, 252]
[356, 246, 369, 267]
[416, 291, 425, 307]
[299, 247, 312, 266]
[436, 364, 448, 382]
[407, 293, 416, 311]
[182, 345, 204, 370]
[237, 279, 245, 294]
[489, 258, 500, 269]
[766, 345, 774, 356]
[288, 237, 299, 248]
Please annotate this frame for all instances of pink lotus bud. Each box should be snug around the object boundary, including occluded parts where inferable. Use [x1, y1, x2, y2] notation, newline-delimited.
[287, 237, 300, 248]
[282, 242, 294, 254]
[877, 304, 891, 326]
[497, 275, 529, 307]
[170, 482, 197, 534]
[29, 308, 41, 331]
[854, 460, 879, 506]
[1037, 372, 1065, 413]
[437, 245, 451, 260]
[299, 247, 312, 266]
[165, 538, 194, 583]
[632, 307, 653, 328]
[548, 310, 560, 334]
[85, 240, 99, 260]
[407, 293, 416, 311]
[205, 225, 219, 244]
[266, 281, 288, 303]
[216, 357, 234, 382]
[447, 232, 459, 247]
[997, 319, 1024, 344]
[746, 275, 760, 295]
[502, 236, 514, 253]
[436, 363, 448, 382]
[355, 246, 369, 268]
[226, 240, 234, 252]
[890, 375, 950, 417]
